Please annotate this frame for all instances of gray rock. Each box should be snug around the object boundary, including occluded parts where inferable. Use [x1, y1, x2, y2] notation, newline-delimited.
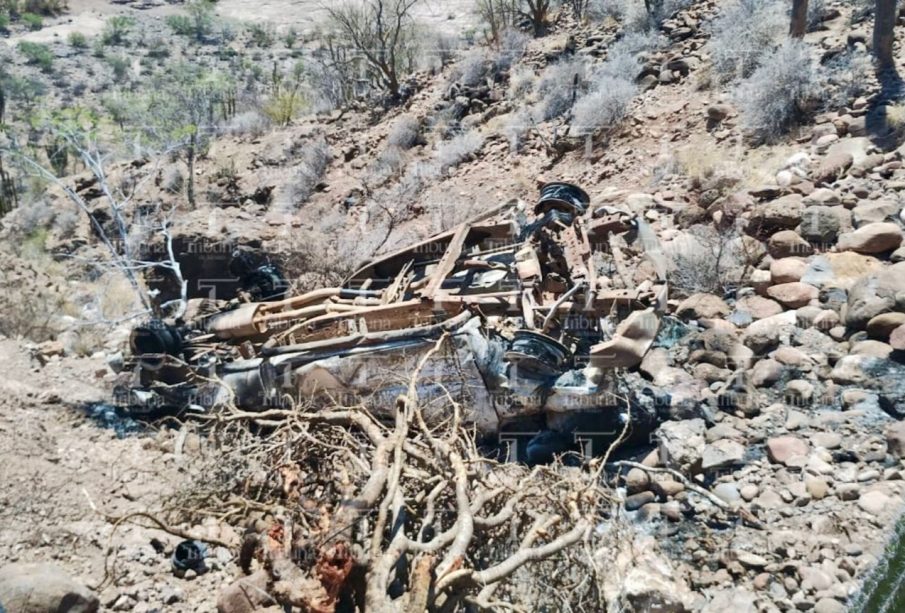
[702, 440, 746, 471]
[0, 563, 98, 613]
[845, 262, 905, 329]
[657, 418, 706, 471]
[800, 205, 841, 244]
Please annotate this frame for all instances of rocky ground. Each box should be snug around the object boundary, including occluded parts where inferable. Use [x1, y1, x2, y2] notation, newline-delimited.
[0, 339, 246, 612]
[2, 0, 905, 611]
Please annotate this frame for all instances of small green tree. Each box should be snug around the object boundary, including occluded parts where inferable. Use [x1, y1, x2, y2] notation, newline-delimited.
[101, 15, 134, 45]
[138, 65, 235, 207]
[17, 41, 54, 73]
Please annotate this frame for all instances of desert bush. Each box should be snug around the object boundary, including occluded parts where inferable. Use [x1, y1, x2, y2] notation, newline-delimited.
[246, 22, 274, 47]
[434, 129, 483, 173]
[107, 54, 130, 80]
[0, 250, 66, 342]
[17, 41, 53, 72]
[818, 49, 871, 111]
[664, 224, 755, 296]
[67, 31, 88, 48]
[734, 40, 817, 144]
[536, 57, 587, 120]
[387, 114, 423, 149]
[101, 15, 133, 45]
[224, 109, 271, 136]
[21, 11, 41, 29]
[20, 0, 66, 15]
[166, 0, 214, 40]
[451, 30, 528, 87]
[274, 137, 331, 210]
[0, 12, 9, 31]
[708, 0, 786, 83]
[368, 145, 406, 183]
[572, 76, 634, 136]
[263, 88, 306, 126]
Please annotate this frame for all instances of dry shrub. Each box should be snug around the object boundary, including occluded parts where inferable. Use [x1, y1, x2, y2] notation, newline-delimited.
[273, 137, 331, 211]
[0, 249, 67, 342]
[161, 382, 616, 611]
[734, 40, 818, 144]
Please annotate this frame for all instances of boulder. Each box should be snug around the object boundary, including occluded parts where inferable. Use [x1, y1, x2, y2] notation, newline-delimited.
[743, 311, 797, 354]
[812, 150, 853, 185]
[701, 440, 746, 471]
[766, 282, 818, 308]
[800, 205, 841, 244]
[866, 312, 905, 340]
[0, 563, 98, 613]
[750, 358, 784, 386]
[836, 222, 903, 254]
[852, 199, 901, 226]
[216, 570, 274, 613]
[657, 419, 706, 471]
[801, 252, 883, 290]
[768, 230, 813, 258]
[676, 293, 730, 320]
[845, 262, 905, 329]
[886, 421, 905, 459]
[766, 436, 809, 466]
[770, 258, 808, 284]
[891, 324, 905, 350]
[734, 295, 783, 320]
[748, 194, 803, 237]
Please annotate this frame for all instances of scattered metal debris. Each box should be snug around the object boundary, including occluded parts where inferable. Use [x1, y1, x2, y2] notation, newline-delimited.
[118, 183, 668, 442]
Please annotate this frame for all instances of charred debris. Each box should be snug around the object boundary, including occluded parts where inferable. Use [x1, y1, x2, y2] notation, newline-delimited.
[118, 183, 673, 461]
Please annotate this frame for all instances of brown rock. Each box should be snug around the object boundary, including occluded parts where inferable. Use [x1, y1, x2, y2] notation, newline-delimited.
[749, 194, 804, 237]
[766, 436, 809, 466]
[766, 282, 818, 308]
[770, 257, 808, 284]
[768, 231, 813, 259]
[735, 295, 783, 320]
[676, 293, 730, 320]
[624, 467, 651, 495]
[891, 324, 905, 351]
[866, 312, 905, 340]
[813, 150, 853, 185]
[886, 421, 905, 459]
[836, 222, 903, 254]
[217, 570, 274, 613]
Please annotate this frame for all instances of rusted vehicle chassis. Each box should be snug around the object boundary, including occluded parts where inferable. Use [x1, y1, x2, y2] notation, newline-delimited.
[120, 183, 669, 454]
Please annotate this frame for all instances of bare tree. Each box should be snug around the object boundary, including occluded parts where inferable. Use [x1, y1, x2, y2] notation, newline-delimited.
[790, 0, 809, 37]
[522, 0, 553, 37]
[874, 0, 898, 72]
[2, 110, 188, 318]
[475, 0, 519, 46]
[324, 0, 422, 99]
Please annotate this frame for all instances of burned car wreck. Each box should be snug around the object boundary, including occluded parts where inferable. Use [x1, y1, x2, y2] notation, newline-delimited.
[120, 183, 670, 461]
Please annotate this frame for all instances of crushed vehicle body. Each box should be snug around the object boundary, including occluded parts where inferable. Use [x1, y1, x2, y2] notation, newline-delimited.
[118, 183, 670, 459]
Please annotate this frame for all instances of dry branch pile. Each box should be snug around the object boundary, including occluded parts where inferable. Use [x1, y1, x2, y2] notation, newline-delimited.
[171, 337, 616, 612]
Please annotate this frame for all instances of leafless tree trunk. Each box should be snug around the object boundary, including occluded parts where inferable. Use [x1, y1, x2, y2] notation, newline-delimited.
[522, 0, 553, 37]
[790, 0, 809, 37]
[324, 0, 421, 99]
[3, 126, 188, 318]
[875, 0, 898, 71]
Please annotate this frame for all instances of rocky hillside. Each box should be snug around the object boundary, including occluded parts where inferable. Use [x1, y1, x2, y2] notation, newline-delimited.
[2, 0, 905, 611]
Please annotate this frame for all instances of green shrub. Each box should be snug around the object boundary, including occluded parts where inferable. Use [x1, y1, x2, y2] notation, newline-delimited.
[246, 22, 274, 47]
[165, 0, 214, 40]
[21, 11, 42, 30]
[101, 15, 133, 45]
[107, 54, 129, 80]
[283, 26, 297, 48]
[0, 12, 9, 32]
[21, 0, 67, 16]
[165, 14, 193, 36]
[67, 30, 87, 48]
[17, 40, 53, 72]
